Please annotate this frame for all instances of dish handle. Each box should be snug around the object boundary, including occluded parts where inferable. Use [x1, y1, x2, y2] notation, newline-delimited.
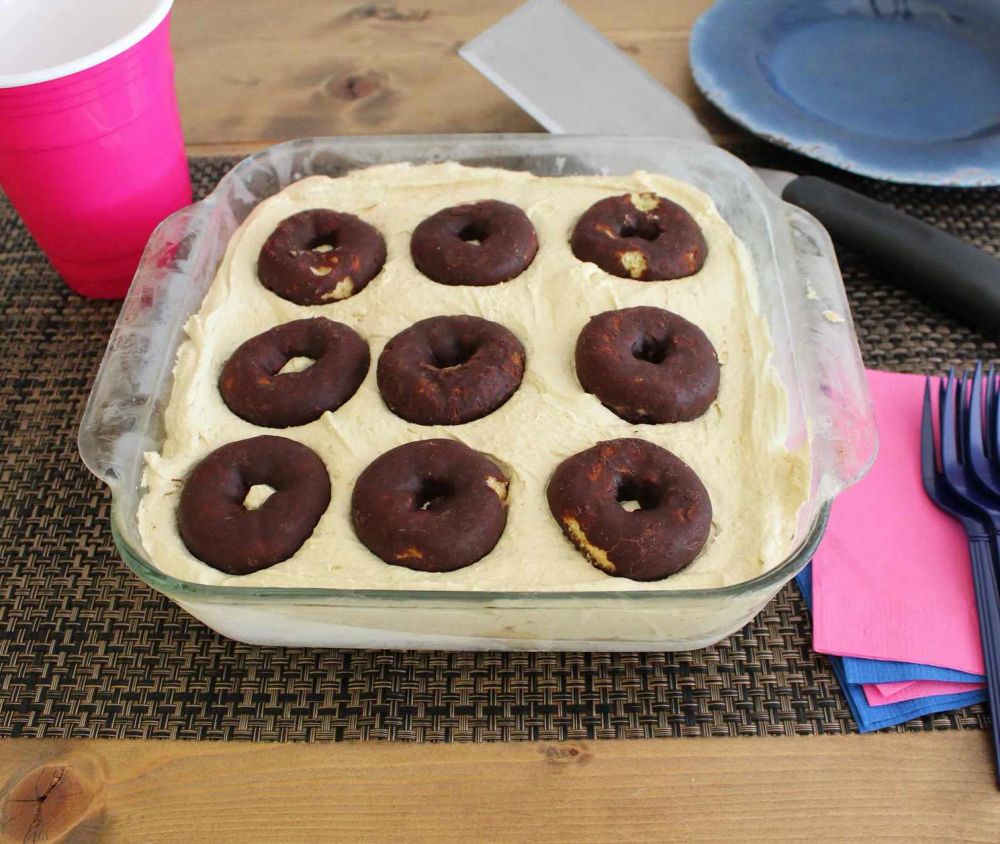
[78, 202, 208, 488]
[783, 203, 878, 499]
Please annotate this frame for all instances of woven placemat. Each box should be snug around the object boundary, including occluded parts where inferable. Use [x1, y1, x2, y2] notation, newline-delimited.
[0, 153, 997, 741]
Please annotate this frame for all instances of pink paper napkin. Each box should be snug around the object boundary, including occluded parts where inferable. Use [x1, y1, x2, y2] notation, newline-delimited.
[864, 679, 984, 706]
[811, 369, 985, 676]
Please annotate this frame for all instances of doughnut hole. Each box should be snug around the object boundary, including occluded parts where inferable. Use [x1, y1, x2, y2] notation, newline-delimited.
[630, 332, 671, 365]
[427, 334, 480, 370]
[305, 229, 338, 252]
[615, 475, 662, 512]
[457, 219, 490, 245]
[618, 215, 662, 242]
[413, 477, 455, 512]
[277, 356, 315, 375]
[243, 483, 276, 510]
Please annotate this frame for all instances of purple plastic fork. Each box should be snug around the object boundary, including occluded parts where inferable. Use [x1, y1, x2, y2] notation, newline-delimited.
[924, 374, 1000, 787]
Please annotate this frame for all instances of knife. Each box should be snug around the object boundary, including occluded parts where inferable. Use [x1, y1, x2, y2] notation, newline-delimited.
[460, 0, 1000, 334]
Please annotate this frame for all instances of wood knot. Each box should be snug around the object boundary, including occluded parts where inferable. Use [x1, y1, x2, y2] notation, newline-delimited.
[348, 4, 430, 22]
[326, 70, 386, 101]
[1, 762, 101, 843]
[541, 743, 590, 766]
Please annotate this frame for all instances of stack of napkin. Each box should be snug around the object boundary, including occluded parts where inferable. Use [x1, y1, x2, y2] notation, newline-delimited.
[796, 369, 986, 732]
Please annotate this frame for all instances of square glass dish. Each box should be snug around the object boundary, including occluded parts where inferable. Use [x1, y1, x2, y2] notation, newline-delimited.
[79, 135, 876, 651]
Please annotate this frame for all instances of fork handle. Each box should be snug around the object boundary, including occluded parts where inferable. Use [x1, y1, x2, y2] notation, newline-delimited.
[970, 537, 1000, 787]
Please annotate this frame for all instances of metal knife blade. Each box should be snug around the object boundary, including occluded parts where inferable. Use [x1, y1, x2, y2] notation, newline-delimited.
[461, 0, 714, 144]
[460, 0, 797, 195]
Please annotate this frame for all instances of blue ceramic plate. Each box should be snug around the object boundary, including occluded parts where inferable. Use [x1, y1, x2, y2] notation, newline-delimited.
[690, 0, 1000, 186]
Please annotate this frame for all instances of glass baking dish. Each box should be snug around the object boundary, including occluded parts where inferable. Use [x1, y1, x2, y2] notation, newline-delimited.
[78, 134, 876, 651]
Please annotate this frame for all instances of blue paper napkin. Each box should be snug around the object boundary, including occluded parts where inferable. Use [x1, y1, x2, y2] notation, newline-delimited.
[796, 564, 986, 732]
[841, 656, 982, 686]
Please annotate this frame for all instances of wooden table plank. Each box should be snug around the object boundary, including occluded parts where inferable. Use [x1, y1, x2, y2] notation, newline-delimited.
[171, 0, 743, 154]
[1, 732, 998, 842]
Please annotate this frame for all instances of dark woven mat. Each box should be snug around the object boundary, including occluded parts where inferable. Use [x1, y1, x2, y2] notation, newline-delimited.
[0, 153, 997, 741]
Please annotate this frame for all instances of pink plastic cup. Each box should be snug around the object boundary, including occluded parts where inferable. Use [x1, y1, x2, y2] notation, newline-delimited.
[0, 0, 192, 299]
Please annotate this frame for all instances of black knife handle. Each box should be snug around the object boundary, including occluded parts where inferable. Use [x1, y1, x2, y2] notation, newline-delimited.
[783, 176, 1000, 335]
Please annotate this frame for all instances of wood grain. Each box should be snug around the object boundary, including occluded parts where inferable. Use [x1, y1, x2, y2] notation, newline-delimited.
[1, 732, 999, 842]
[171, 0, 742, 153]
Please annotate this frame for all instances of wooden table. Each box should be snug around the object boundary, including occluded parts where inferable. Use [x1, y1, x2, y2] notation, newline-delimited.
[172, 0, 742, 155]
[2, 2, 999, 840]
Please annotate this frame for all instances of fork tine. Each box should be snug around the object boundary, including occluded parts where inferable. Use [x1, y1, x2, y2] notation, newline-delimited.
[920, 376, 938, 496]
[970, 363, 986, 461]
[991, 364, 1000, 462]
[966, 369, 976, 459]
[958, 370, 969, 464]
[941, 368, 959, 471]
[963, 361, 1000, 500]
[984, 364, 994, 459]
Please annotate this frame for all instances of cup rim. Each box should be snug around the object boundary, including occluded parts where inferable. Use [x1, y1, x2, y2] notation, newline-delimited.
[0, 0, 173, 89]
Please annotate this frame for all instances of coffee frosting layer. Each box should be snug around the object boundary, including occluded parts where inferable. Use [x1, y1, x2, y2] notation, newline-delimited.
[139, 163, 810, 591]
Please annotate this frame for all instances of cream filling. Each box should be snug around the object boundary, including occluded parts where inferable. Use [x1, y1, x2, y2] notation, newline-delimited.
[138, 162, 811, 591]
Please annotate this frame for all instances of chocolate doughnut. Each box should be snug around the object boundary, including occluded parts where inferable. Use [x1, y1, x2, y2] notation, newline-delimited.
[575, 307, 720, 424]
[257, 208, 386, 305]
[178, 436, 331, 575]
[351, 439, 509, 572]
[410, 200, 538, 286]
[219, 318, 369, 428]
[377, 315, 525, 425]
[570, 193, 707, 280]
[547, 439, 712, 581]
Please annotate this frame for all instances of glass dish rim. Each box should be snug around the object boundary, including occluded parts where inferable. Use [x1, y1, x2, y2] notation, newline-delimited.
[111, 498, 829, 604]
[92, 132, 861, 606]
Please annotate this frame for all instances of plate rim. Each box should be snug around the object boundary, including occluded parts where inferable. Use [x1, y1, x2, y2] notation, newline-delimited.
[690, 0, 1000, 187]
